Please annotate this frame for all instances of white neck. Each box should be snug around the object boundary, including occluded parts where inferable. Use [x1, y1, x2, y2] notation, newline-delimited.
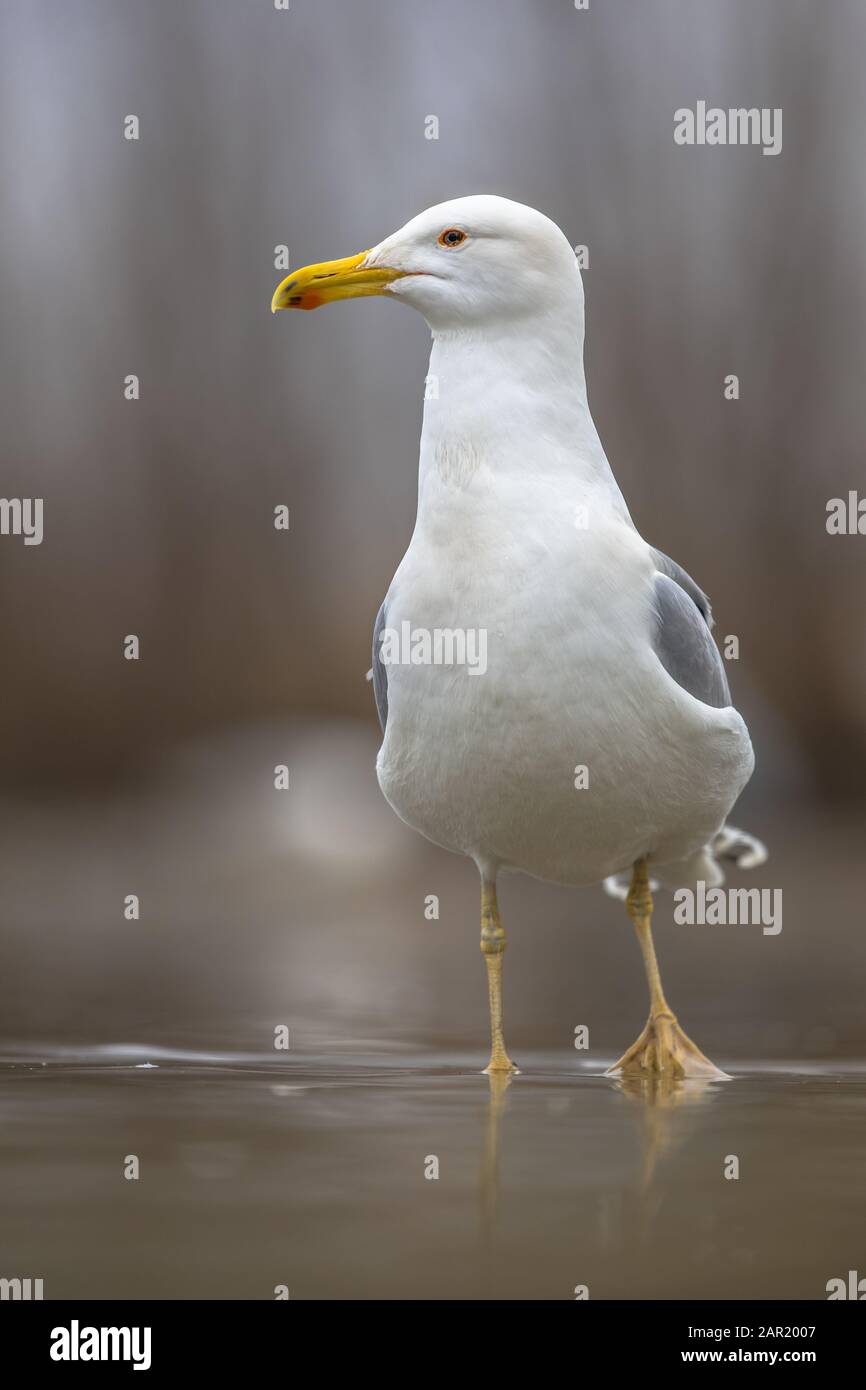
[416, 295, 625, 516]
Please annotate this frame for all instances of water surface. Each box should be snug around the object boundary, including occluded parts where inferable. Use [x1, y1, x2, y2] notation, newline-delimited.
[1, 1046, 863, 1299]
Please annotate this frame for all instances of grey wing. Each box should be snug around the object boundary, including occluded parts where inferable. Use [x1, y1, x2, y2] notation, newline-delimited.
[371, 600, 389, 733]
[650, 547, 714, 626]
[651, 555, 731, 709]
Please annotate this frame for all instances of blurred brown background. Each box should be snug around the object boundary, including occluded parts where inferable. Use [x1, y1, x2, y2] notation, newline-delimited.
[0, 0, 863, 1060]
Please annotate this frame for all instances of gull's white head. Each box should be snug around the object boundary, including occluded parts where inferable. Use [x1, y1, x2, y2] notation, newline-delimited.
[271, 194, 583, 333]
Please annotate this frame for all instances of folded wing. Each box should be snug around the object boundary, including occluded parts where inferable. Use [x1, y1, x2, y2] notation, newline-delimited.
[650, 548, 731, 709]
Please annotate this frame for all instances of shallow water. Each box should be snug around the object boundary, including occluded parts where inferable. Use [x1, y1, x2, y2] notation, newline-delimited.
[1, 1046, 864, 1300]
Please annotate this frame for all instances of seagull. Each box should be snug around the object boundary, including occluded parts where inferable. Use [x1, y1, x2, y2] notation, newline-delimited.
[272, 195, 766, 1080]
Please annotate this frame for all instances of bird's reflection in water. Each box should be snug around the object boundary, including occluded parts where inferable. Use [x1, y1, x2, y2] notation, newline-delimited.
[609, 1071, 720, 1245]
[478, 1071, 513, 1245]
[475, 1067, 723, 1248]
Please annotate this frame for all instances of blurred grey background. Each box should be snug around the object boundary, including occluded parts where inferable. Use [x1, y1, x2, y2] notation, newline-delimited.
[0, 0, 864, 1061]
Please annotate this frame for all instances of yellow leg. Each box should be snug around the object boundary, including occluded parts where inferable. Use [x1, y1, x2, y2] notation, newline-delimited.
[607, 859, 728, 1080]
[480, 879, 518, 1075]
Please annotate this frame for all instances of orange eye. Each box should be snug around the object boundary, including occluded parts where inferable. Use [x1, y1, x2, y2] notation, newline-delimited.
[438, 227, 467, 248]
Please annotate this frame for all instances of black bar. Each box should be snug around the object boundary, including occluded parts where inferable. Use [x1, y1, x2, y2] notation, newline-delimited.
[2, 1299, 860, 1373]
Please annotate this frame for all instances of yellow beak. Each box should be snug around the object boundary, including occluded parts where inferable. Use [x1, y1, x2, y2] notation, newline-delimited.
[271, 250, 406, 313]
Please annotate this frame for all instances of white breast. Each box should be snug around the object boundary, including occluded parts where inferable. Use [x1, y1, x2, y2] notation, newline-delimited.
[376, 463, 753, 886]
